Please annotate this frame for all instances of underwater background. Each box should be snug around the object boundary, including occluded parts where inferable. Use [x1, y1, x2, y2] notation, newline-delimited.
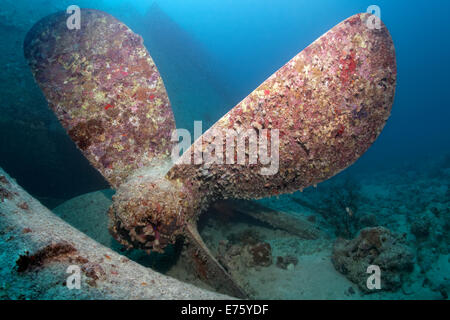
[0, 0, 449, 299]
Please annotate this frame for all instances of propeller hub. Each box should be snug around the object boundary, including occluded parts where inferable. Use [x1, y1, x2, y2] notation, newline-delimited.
[108, 170, 193, 253]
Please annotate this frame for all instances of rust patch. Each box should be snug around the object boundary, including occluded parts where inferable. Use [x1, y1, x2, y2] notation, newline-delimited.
[192, 252, 208, 280]
[16, 241, 77, 272]
[81, 262, 106, 282]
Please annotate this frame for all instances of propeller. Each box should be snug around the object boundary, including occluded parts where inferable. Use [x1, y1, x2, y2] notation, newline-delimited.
[25, 9, 396, 298]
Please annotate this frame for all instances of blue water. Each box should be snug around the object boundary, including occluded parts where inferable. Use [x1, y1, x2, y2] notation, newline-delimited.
[0, 0, 448, 299]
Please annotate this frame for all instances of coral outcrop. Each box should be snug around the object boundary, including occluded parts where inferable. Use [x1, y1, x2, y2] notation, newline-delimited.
[332, 227, 415, 292]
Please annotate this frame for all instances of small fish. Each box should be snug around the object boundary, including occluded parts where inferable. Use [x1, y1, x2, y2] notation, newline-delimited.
[264, 89, 270, 95]
[149, 94, 155, 100]
[104, 104, 114, 110]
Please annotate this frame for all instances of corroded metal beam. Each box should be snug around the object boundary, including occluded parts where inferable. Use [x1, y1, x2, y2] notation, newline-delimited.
[0, 167, 229, 299]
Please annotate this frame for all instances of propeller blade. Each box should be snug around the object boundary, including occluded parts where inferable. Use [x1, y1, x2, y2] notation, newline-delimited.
[168, 13, 396, 201]
[24, 9, 176, 187]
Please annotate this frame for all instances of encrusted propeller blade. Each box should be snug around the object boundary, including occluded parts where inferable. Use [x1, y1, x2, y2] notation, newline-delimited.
[24, 9, 175, 187]
[167, 13, 396, 201]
